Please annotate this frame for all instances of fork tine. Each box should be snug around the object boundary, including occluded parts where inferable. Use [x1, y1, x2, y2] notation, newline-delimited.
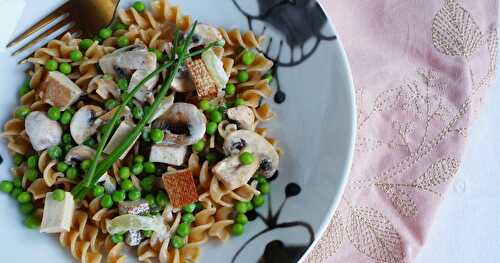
[12, 16, 75, 57]
[17, 27, 81, 64]
[6, 2, 71, 48]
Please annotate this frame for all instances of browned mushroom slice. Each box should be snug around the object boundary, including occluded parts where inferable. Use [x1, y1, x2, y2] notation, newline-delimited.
[70, 105, 104, 145]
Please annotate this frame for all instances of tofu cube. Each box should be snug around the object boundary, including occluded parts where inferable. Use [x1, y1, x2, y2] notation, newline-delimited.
[186, 58, 218, 98]
[40, 192, 75, 233]
[149, 145, 187, 166]
[212, 155, 259, 190]
[162, 170, 199, 208]
[39, 71, 83, 110]
[103, 122, 137, 159]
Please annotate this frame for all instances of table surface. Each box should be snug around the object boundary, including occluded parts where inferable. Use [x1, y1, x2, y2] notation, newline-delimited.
[415, 57, 500, 262]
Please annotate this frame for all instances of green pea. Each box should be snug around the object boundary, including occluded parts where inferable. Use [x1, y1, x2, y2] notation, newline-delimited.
[119, 167, 131, 180]
[239, 152, 254, 165]
[60, 111, 73, 125]
[206, 122, 218, 135]
[231, 223, 245, 236]
[55, 162, 68, 173]
[210, 110, 223, 123]
[81, 159, 91, 172]
[66, 167, 79, 180]
[24, 216, 40, 229]
[47, 107, 61, 121]
[205, 152, 217, 165]
[13, 154, 24, 166]
[120, 179, 134, 191]
[199, 100, 211, 111]
[52, 189, 65, 201]
[238, 70, 249, 83]
[143, 162, 156, 174]
[145, 193, 156, 206]
[132, 163, 144, 175]
[133, 1, 146, 12]
[99, 28, 113, 39]
[134, 155, 145, 163]
[176, 223, 191, 237]
[59, 62, 72, 74]
[183, 203, 196, 213]
[171, 235, 185, 249]
[62, 133, 73, 144]
[235, 213, 248, 225]
[143, 230, 153, 238]
[20, 203, 34, 215]
[131, 105, 143, 119]
[0, 180, 13, 193]
[111, 233, 124, 244]
[69, 50, 83, 62]
[156, 191, 168, 208]
[25, 168, 39, 182]
[79, 39, 94, 51]
[117, 79, 129, 91]
[27, 155, 38, 169]
[140, 176, 156, 192]
[12, 177, 22, 188]
[128, 188, 141, 201]
[112, 190, 126, 202]
[259, 181, 270, 194]
[263, 73, 273, 83]
[18, 79, 31, 97]
[150, 128, 165, 143]
[116, 36, 129, 48]
[84, 137, 97, 148]
[225, 83, 236, 96]
[112, 23, 127, 31]
[253, 195, 265, 208]
[241, 50, 256, 65]
[48, 146, 62, 160]
[148, 48, 163, 61]
[235, 202, 247, 214]
[63, 144, 73, 154]
[182, 213, 195, 224]
[255, 175, 267, 184]
[194, 202, 203, 212]
[92, 185, 105, 197]
[246, 201, 254, 211]
[45, 60, 58, 71]
[192, 140, 205, 153]
[101, 194, 114, 208]
[17, 192, 32, 203]
[234, 98, 246, 106]
[104, 99, 118, 110]
[10, 187, 22, 199]
[15, 106, 30, 119]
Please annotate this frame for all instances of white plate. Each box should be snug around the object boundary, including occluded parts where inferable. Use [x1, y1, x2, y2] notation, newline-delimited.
[0, 0, 355, 262]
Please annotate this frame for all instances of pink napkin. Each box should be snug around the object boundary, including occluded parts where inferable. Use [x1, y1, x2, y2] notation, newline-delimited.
[308, 0, 498, 262]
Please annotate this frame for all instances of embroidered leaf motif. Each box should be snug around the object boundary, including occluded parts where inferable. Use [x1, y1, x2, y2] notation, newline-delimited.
[413, 157, 459, 189]
[308, 211, 344, 262]
[377, 183, 417, 217]
[432, 0, 483, 57]
[346, 206, 405, 263]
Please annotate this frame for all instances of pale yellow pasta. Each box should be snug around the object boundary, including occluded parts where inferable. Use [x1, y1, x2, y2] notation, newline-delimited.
[218, 28, 264, 50]
[27, 178, 50, 200]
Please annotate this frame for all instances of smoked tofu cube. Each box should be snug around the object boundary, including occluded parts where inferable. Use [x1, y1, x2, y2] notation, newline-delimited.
[149, 145, 187, 166]
[212, 155, 259, 190]
[186, 58, 218, 98]
[39, 71, 83, 110]
[40, 192, 75, 233]
[162, 170, 198, 208]
[103, 122, 137, 159]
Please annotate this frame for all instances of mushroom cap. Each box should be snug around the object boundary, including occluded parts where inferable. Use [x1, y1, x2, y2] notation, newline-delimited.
[64, 145, 96, 165]
[223, 130, 279, 177]
[152, 103, 207, 146]
[25, 111, 62, 151]
[70, 105, 104, 145]
[227, 106, 255, 130]
[212, 155, 259, 190]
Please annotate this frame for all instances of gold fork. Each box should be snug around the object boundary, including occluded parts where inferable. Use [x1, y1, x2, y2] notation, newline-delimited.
[8, 0, 120, 60]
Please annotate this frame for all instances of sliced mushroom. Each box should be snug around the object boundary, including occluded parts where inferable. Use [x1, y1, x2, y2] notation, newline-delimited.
[227, 106, 255, 130]
[88, 75, 120, 100]
[128, 69, 158, 102]
[39, 71, 83, 110]
[212, 155, 259, 190]
[99, 44, 145, 78]
[64, 145, 96, 165]
[190, 24, 224, 49]
[149, 144, 187, 166]
[25, 111, 62, 151]
[149, 94, 175, 123]
[97, 173, 116, 194]
[152, 103, 207, 146]
[70, 105, 104, 145]
[223, 130, 279, 177]
[171, 65, 195, 93]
